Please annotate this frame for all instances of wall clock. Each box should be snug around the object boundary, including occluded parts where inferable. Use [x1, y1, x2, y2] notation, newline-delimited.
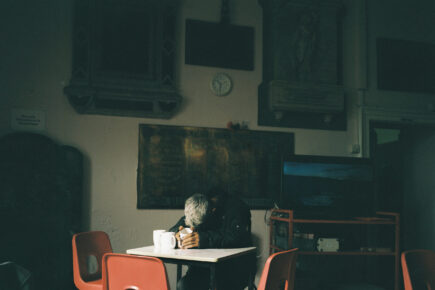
[210, 73, 232, 96]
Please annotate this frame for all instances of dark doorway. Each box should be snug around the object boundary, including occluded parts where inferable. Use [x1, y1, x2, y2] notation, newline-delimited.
[370, 122, 406, 214]
[369, 121, 435, 251]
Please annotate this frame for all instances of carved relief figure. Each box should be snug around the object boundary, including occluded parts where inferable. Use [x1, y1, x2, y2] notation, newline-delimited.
[292, 11, 319, 82]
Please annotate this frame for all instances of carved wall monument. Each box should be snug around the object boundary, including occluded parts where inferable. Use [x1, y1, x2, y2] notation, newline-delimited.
[64, 0, 181, 119]
[259, 0, 345, 130]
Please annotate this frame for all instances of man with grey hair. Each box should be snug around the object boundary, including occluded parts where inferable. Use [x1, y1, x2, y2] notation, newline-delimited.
[184, 193, 210, 229]
[169, 188, 254, 290]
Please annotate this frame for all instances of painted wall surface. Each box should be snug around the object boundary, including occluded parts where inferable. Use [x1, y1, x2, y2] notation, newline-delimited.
[0, 0, 433, 287]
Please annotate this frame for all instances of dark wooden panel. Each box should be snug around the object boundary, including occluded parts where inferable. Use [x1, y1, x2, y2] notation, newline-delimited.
[0, 132, 83, 289]
[185, 19, 254, 71]
[137, 125, 294, 209]
[377, 38, 435, 94]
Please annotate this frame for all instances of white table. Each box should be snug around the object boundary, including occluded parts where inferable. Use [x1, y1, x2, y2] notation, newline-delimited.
[127, 246, 256, 289]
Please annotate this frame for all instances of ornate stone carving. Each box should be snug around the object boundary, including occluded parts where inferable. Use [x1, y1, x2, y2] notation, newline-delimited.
[64, 0, 181, 119]
[259, 0, 345, 130]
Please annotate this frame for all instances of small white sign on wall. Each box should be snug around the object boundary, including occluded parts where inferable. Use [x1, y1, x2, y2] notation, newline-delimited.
[11, 109, 46, 131]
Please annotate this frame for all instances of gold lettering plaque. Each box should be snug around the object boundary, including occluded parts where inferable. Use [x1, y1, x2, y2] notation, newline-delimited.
[137, 125, 294, 209]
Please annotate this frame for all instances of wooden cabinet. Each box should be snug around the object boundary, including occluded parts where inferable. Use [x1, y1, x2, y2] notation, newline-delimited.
[0, 133, 83, 289]
[269, 209, 400, 290]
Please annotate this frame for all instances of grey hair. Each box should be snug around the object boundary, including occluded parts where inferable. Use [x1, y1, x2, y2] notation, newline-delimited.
[184, 193, 209, 228]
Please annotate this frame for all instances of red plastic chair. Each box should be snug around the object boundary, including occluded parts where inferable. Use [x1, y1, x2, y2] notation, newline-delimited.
[72, 231, 113, 290]
[257, 248, 298, 290]
[401, 249, 435, 290]
[102, 253, 170, 290]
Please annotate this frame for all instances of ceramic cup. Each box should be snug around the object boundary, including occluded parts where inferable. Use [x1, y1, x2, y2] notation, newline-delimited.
[160, 232, 176, 250]
[178, 227, 193, 248]
[153, 229, 167, 249]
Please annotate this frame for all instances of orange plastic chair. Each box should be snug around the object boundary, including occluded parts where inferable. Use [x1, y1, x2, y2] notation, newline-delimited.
[102, 253, 170, 290]
[72, 231, 113, 290]
[257, 248, 298, 290]
[401, 249, 435, 290]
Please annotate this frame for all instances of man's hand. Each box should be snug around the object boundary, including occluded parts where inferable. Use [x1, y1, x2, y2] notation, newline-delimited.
[180, 228, 199, 249]
[175, 226, 184, 248]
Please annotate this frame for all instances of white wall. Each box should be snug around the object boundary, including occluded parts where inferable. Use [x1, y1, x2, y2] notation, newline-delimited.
[2, 0, 433, 287]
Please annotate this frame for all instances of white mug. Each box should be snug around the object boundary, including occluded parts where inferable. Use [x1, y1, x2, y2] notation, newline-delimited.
[160, 232, 176, 250]
[178, 227, 193, 248]
[180, 227, 193, 239]
[153, 229, 166, 249]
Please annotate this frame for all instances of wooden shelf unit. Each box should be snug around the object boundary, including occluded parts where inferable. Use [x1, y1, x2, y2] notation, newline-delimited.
[269, 209, 400, 290]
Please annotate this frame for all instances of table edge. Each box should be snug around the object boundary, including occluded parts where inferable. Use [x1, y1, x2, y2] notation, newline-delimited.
[126, 246, 256, 263]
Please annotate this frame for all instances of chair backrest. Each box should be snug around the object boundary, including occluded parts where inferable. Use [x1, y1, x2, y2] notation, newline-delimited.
[72, 231, 113, 287]
[257, 248, 298, 290]
[401, 249, 435, 290]
[102, 253, 170, 290]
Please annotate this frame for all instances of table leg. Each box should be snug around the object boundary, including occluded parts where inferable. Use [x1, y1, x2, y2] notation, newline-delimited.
[177, 264, 182, 283]
[248, 269, 254, 290]
[210, 264, 217, 290]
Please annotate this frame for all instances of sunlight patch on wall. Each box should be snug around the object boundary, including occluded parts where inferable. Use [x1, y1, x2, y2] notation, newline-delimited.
[375, 128, 400, 145]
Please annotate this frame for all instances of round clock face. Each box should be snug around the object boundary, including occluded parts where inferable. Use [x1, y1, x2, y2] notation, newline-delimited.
[210, 73, 232, 96]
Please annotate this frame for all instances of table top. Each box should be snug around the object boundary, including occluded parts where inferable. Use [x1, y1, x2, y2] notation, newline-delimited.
[126, 246, 256, 263]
